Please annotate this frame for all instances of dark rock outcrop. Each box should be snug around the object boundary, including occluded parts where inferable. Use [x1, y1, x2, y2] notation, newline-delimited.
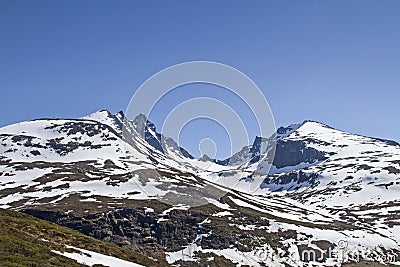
[273, 140, 326, 169]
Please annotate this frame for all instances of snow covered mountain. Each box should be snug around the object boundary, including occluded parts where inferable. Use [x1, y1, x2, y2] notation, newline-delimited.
[1, 110, 399, 266]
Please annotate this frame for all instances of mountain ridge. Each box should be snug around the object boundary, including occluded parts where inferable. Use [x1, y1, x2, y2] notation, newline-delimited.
[1, 109, 400, 266]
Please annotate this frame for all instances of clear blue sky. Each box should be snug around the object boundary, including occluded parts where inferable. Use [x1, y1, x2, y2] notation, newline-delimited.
[1, 0, 399, 159]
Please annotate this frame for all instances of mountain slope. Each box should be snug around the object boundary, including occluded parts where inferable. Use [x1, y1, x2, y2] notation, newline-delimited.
[0, 111, 399, 266]
[0, 208, 164, 266]
[0, 110, 227, 207]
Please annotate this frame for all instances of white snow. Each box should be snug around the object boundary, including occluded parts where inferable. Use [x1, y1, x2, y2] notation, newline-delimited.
[52, 245, 145, 267]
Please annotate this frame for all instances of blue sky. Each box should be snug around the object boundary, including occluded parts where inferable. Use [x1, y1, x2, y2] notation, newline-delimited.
[1, 0, 399, 159]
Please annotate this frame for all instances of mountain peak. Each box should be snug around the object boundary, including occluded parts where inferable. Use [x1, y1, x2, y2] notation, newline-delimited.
[81, 109, 124, 131]
[276, 122, 304, 139]
[301, 120, 331, 127]
[115, 110, 124, 117]
[82, 109, 112, 120]
[131, 113, 150, 135]
[198, 154, 214, 162]
[133, 113, 147, 121]
[276, 120, 335, 139]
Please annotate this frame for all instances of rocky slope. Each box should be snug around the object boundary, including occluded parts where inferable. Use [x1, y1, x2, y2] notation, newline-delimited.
[0, 110, 399, 266]
[0, 208, 163, 266]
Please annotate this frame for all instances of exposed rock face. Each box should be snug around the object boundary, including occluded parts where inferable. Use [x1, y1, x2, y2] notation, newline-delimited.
[164, 136, 194, 159]
[20, 199, 297, 264]
[103, 159, 120, 169]
[261, 171, 319, 191]
[248, 136, 269, 164]
[277, 126, 293, 135]
[132, 113, 164, 152]
[132, 113, 193, 158]
[22, 206, 234, 261]
[213, 138, 327, 177]
[273, 140, 327, 169]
